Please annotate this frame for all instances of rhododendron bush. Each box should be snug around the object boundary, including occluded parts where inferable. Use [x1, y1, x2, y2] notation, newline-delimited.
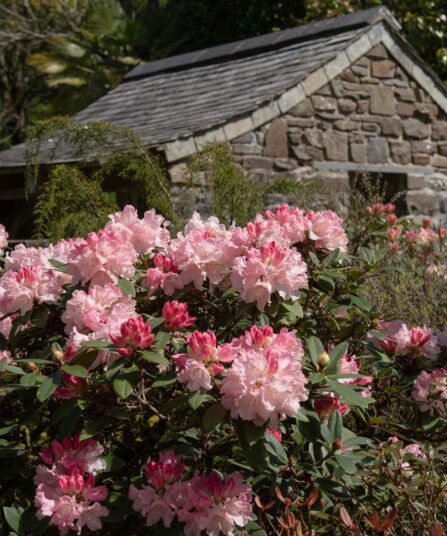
[1, 205, 446, 535]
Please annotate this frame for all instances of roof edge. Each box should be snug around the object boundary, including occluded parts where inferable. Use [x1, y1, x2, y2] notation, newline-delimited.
[125, 6, 399, 82]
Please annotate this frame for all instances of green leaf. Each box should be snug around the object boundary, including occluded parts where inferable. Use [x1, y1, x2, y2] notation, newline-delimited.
[61, 364, 88, 377]
[155, 331, 171, 351]
[264, 432, 288, 464]
[328, 410, 343, 443]
[151, 372, 177, 388]
[113, 367, 140, 399]
[322, 248, 341, 266]
[316, 275, 335, 293]
[49, 258, 69, 272]
[202, 404, 228, 432]
[102, 454, 126, 473]
[349, 294, 372, 311]
[80, 339, 114, 349]
[36, 373, 61, 402]
[58, 405, 82, 439]
[117, 278, 136, 297]
[297, 412, 321, 442]
[3, 505, 23, 533]
[20, 373, 37, 386]
[141, 351, 170, 366]
[187, 390, 213, 410]
[335, 453, 357, 473]
[148, 316, 164, 329]
[324, 341, 349, 374]
[326, 379, 373, 408]
[307, 336, 325, 367]
[282, 301, 303, 318]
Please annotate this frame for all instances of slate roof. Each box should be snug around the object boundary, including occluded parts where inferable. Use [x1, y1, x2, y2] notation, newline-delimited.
[0, 6, 415, 169]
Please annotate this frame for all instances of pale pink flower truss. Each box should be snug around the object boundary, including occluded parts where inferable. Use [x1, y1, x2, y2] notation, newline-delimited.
[172, 330, 233, 391]
[106, 205, 170, 254]
[264, 204, 309, 245]
[412, 369, 447, 415]
[142, 253, 183, 296]
[110, 315, 154, 356]
[34, 436, 108, 535]
[62, 283, 136, 339]
[0, 350, 14, 365]
[231, 240, 307, 311]
[178, 471, 252, 536]
[221, 327, 308, 426]
[306, 210, 348, 252]
[393, 325, 439, 359]
[168, 212, 239, 288]
[0, 223, 8, 255]
[129, 451, 185, 528]
[67, 229, 137, 286]
[162, 300, 196, 330]
[0, 266, 65, 315]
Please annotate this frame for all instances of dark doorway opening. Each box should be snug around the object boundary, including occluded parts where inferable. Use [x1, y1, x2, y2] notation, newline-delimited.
[349, 171, 408, 215]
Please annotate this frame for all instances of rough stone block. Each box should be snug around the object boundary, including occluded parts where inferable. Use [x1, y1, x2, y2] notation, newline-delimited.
[351, 64, 369, 77]
[339, 69, 359, 83]
[338, 98, 357, 114]
[289, 98, 313, 117]
[311, 96, 337, 112]
[395, 88, 416, 102]
[370, 86, 396, 115]
[403, 119, 430, 140]
[367, 137, 390, 163]
[324, 51, 350, 79]
[242, 156, 274, 169]
[406, 188, 439, 214]
[413, 154, 431, 165]
[390, 141, 411, 164]
[323, 130, 348, 161]
[233, 132, 256, 144]
[264, 118, 289, 158]
[362, 123, 381, 134]
[382, 117, 402, 137]
[168, 163, 188, 184]
[432, 122, 447, 141]
[439, 142, 447, 156]
[367, 44, 388, 59]
[303, 128, 323, 148]
[223, 116, 255, 141]
[232, 143, 262, 155]
[371, 60, 396, 78]
[415, 103, 438, 121]
[350, 143, 367, 163]
[411, 141, 436, 154]
[431, 154, 447, 168]
[334, 120, 360, 131]
[356, 100, 369, 114]
[396, 102, 416, 117]
[287, 117, 315, 128]
[316, 84, 333, 96]
[307, 146, 325, 161]
[278, 85, 305, 114]
[292, 146, 312, 162]
[331, 80, 344, 97]
[407, 174, 426, 189]
[274, 158, 298, 171]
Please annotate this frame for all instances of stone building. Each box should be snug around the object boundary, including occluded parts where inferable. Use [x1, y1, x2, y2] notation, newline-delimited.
[1, 5, 447, 236]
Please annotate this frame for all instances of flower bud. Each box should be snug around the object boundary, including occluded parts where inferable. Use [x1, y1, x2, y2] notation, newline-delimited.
[51, 345, 64, 363]
[317, 351, 330, 368]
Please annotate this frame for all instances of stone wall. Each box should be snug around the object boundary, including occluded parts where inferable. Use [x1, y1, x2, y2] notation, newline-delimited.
[169, 44, 447, 219]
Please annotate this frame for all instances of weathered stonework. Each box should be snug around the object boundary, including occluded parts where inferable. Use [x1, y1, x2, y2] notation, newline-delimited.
[169, 44, 447, 220]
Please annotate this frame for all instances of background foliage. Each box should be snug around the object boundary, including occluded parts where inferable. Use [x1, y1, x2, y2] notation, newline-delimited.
[1, 0, 446, 149]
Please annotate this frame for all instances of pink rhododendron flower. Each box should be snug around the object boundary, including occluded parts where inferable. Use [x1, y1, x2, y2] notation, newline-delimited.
[67, 229, 137, 286]
[306, 210, 348, 252]
[412, 369, 447, 415]
[0, 223, 8, 255]
[0, 266, 65, 315]
[130, 451, 186, 528]
[387, 214, 397, 225]
[142, 253, 183, 296]
[34, 437, 108, 535]
[314, 392, 344, 420]
[145, 451, 185, 489]
[62, 283, 136, 350]
[0, 349, 14, 365]
[221, 327, 308, 426]
[173, 330, 233, 391]
[178, 471, 252, 536]
[53, 373, 88, 399]
[106, 205, 170, 254]
[264, 204, 309, 245]
[169, 212, 239, 288]
[110, 315, 154, 356]
[162, 300, 196, 330]
[266, 428, 282, 442]
[231, 240, 307, 311]
[387, 226, 402, 241]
